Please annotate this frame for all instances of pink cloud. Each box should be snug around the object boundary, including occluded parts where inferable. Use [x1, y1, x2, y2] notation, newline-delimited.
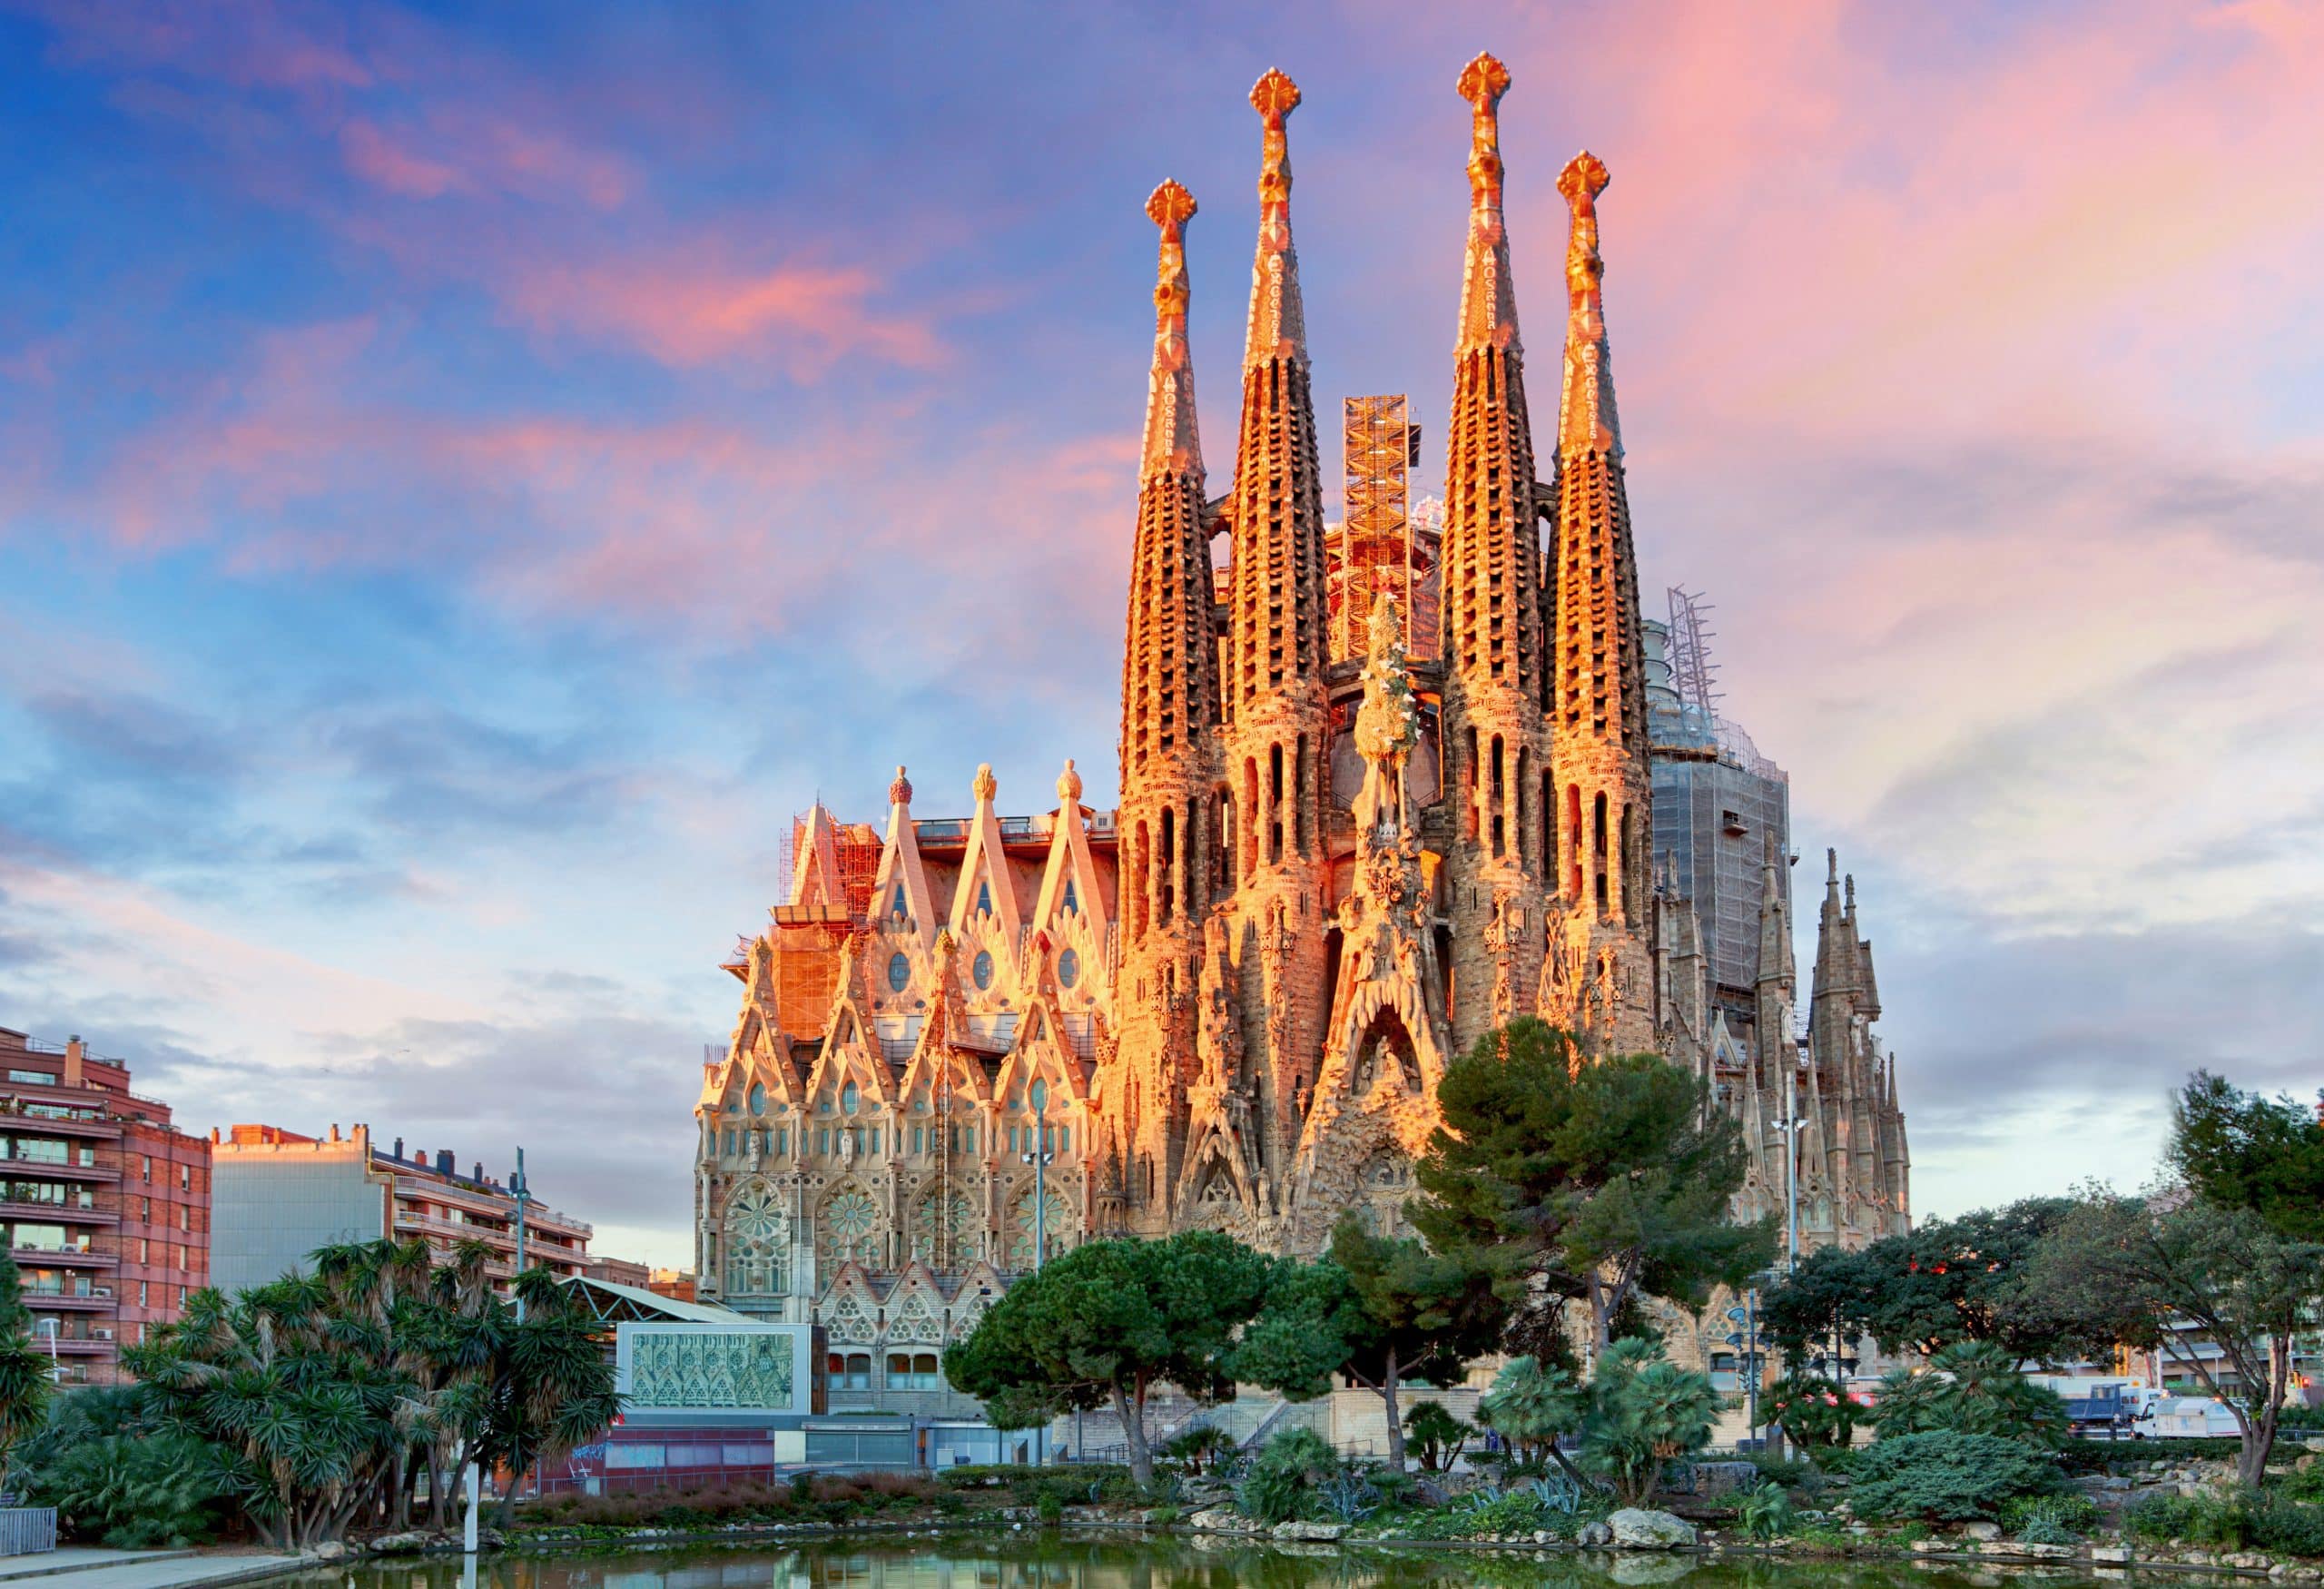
[16, 0, 376, 90]
[338, 117, 462, 198]
[502, 255, 946, 375]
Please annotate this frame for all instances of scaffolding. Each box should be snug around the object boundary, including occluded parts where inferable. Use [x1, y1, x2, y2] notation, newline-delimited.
[784, 808, 883, 918]
[1336, 395, 1422, 658]
[1667, 586, 1723, 718]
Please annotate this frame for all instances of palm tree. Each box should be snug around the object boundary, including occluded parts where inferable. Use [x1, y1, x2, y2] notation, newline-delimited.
[0, 1254, 56, 1497]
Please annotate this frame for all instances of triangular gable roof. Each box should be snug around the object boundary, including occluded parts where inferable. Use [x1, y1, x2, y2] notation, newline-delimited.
[949, 763, 1026, 941]
[871, 767, 940, 951]
[1031, 761, 1112, 941]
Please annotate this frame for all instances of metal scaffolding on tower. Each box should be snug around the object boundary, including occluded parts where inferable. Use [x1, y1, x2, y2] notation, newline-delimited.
[1338, 395, 1422, 658]
[1667, 586, 1724, 718]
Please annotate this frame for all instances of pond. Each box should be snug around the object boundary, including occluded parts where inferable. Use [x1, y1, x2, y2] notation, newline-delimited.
[289, 1539, 2151, 1589]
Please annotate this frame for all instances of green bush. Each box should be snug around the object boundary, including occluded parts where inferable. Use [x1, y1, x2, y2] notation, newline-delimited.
[1580, 1337, 1719, 1505]
[2275, 1463, 2324, 1505]
[2059, 1435, 2245, 1473]
[1999, 1492, 2101, 1538]
[1868, 1343, 2067, 1447]
[1236, 1427, 1335, 1524]
[1034, 1489, 1064, 1525]
[1763, 1374, 1857, 1449]
[1741, 1450, 1820, 1489]
[1847, 1431, 2067, 1522]
[22, 1431, 231, 1548]
[2253, 1497, 2324, 1558]
[2122, 1486, 2324, 1554]
[1738, 1480, 1795, 1540]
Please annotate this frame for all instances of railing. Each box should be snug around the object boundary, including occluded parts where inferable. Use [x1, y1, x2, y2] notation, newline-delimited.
[0, 1507, 57, 1557]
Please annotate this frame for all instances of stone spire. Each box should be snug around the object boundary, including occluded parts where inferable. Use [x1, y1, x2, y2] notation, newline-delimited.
[1543, 151, 1654, 1054]
[1114, 182, 1226, 1235]
[1557, 151, 1620, 457]
[1751, 840, 1796, 1091]
[1120, 180, 1222, 799]
[1140, 179, 1203, 479]
[1439, 51, 1549, 1051]
[1224, 67, 1332, 1205]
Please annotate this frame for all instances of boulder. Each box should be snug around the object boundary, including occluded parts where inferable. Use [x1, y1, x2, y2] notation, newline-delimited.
[368, 1532, 434, 1555]
[1579, 1520, 1616, 1547]
[1963, 1522, 2002, 1541]
[1271, 1520, 1345, 1542]
[2092, 1545, 2132, 1564]
[2014, 1544, 2076, 1560]
[1187, 1507, 1255, 1534]
[312, 1543, 346, 1563]
[1608, 1508, 1698, 1550]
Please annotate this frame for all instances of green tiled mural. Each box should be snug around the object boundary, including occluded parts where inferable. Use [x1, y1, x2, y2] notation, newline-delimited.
[628, 1330, 797, 1409]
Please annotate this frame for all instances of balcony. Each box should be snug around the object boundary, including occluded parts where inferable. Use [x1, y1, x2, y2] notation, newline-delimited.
[390, 1177, 589, 1239]
[0, 1112, 118, 1140]
[0, 1156, 116, 1183]
[11, 1246, 114, 1268]
[0, 1199, 117, 1227]
[22, 1287, 113, 1311]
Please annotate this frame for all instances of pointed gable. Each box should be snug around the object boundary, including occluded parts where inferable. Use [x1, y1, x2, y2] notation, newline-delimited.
[949, 763, 1027, 941]
[870, 765, 940, 950]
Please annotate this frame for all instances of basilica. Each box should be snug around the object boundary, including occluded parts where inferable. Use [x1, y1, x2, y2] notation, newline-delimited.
[690, 56, 1911, 1371]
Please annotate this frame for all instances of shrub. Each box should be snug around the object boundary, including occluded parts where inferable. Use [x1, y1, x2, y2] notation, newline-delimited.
[1403, 1402, 1473, 1474]
[23, 1431, 231, 1549]
[1847, 1431, 2067, 1522]
[1580, 1337, 1718, 1505]
[1869, 1344, 2068, 1448]
[1315, 1467, 1379, 1523]
[1999, 1492, 2100, 1537]
[1236, 1427, 1335, 1524]
[2120, 1487, 2324, 1554]
[1034, 1489, 1064, 1525]
[2252, 1495, 2324, 1558]
[2275, 1463, 2324, 1505]
[1160, 1425, 1235, 1476]
[1738, 1480, 1795, 1540]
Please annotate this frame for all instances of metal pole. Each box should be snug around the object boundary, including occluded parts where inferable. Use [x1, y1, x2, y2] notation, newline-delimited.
[1783, 1063, 1800, 1275]
[511, 1146, 530, 1319]
[1744, 1288, 1759, 1445]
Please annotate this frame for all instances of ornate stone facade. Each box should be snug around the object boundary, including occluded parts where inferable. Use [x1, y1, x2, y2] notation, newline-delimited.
[691, 56, 1911, 1363]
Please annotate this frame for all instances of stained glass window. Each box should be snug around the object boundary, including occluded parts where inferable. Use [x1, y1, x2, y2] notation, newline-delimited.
[887, 952, 910, 992]
[1057, 947, 1079, 988]
[973, 951, 995, 990]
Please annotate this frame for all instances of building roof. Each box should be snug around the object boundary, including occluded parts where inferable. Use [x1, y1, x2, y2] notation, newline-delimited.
[555, 1274, 753, 1325]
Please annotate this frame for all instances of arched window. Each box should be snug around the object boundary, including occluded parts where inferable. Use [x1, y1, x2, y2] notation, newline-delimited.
[1057, 947, 1080, 989]
[975, 880, 993, 916]
[747, 1083, 767, 1117]
[841, 1081, 861, 1116]
[886, 952, 910, 992]
[1029, 1079, 1049, 1113]
[891, 884, 909, 920]
[1061, 879, 1078, 915]
[972, 951, 995, 990]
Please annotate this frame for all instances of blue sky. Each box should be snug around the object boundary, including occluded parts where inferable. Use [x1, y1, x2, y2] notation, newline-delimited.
[4, 1, 2321, 1267]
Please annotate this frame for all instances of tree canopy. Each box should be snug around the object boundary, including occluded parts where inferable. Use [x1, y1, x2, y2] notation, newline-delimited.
[2170, 1071, 2324, 1243]
[1409, 1018, 1772, 1350]
[1235, 1214, 1502, 1470]
[1759, 1197, 2128, 1366]
[941, 1229, 1275, 1485]
[0, 1254, 54, 1495]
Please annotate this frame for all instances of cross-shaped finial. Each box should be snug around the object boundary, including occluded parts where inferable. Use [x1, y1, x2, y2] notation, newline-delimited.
[1560, 149, 1611, 207]
[1457, 51, 1511, 113]
[1146, 178, 1196, 232]
[1249, 67, 1301, 125]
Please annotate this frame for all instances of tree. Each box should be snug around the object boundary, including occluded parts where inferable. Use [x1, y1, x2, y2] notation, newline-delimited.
[942, 1229, 1275, 1487]
[1402, 1402, 1472, 1474]
[1410, 1019, 1773, 1352]
[1760, 1198, 2126, 1366]
[1236, 1215, 1503, 1470]
[0, 1254, 56, 1496]
[1761, 1372, 1857, 1449]
[1864, 1341, 2067, 1447]
[2034, 1191, 2324, 1485]
[1580, 1337, 1719, 1505]
[2171, 1071, 2324, 1243]
[1477, 1355, 1587, 1475]
[123, 1239, 617, 1546]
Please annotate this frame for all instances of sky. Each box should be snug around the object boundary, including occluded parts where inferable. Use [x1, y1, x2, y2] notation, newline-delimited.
[2, 1, 2320, 1271]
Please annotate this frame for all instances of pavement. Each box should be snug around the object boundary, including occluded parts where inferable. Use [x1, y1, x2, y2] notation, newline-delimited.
[0, 1552, 309, 1589]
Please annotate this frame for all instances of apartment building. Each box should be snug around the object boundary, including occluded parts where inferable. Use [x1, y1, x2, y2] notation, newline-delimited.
[0, 1026, 211, 1384]
[210, 1122, 591, 1293]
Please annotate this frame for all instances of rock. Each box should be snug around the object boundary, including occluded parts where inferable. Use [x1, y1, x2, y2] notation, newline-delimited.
[1963, 1522, 2002, 1542]
[1579, 1520, 1615, 1547]
[2096, 1476, 2132, 1491]
[1271, 1520, 1345, 1542]
[1608, 1508, 1698, 1550]
[313, 1543, 346, 1562]
[1610, 1554, 1702, 1584]
[2092, 1545, 2132, 1564]
[1413, 1479, 1450, 1507]
[2014, 1544, 2076, 1560]
[1187, 1507, 1254, 1534]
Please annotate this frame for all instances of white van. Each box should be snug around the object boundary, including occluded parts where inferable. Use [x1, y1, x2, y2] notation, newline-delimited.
[2134, 1397, 2244, 1439]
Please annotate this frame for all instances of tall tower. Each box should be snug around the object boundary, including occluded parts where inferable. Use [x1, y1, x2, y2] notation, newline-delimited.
[1542, 151, 1657, 1054]
[1223, 70, 1333, 1198]
[1113, 179, 1222, 1226]
[1437, 52, 1550, 1051]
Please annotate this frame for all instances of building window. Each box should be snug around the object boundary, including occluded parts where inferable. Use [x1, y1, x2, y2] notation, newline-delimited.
[817, 1129, 830, 1154]
[886, 952, 911, 992]
[841, 1082, 860, 1116]
[137, 1239, 149, 1264]
[891, 884, 908, 920]
[972, 950, 994, 990]
[140, 1156, 152, 1184]
[975, 882, 992, 916]
[775, 1128, 788, 1155]
[1061, 880, 1078, 915]
[139, 1281, 149, 1308]
[886, 1352, 942, 1390]
[826, 1352, 872, 1391]
[748, 1083, 767, 1116]
[1057, 947, 1078, 988]
[179, 1163, 191, 1192]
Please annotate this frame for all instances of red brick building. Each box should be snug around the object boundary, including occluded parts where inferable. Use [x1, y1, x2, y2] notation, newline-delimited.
[0, 1026, 211, 1383]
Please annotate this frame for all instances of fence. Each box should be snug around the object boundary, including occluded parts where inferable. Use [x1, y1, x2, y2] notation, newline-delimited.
[0, 1508, 56, 1557]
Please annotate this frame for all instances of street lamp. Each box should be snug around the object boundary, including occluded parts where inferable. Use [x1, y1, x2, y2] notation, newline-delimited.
[1771, 1063, 1803, 1274]
[1020, 1081, 1055, 1270]
[35, 1317, 60, 1384]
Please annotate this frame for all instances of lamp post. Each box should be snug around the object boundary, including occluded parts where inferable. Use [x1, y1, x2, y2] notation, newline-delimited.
[1018, 1087, 1055, 1467]
[510, 1146, 532, 1320]
[1773, 1063, 1803, 1275]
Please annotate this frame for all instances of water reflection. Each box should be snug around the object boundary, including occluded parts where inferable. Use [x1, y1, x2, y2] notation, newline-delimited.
[291, 1542, 2130, 1589]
